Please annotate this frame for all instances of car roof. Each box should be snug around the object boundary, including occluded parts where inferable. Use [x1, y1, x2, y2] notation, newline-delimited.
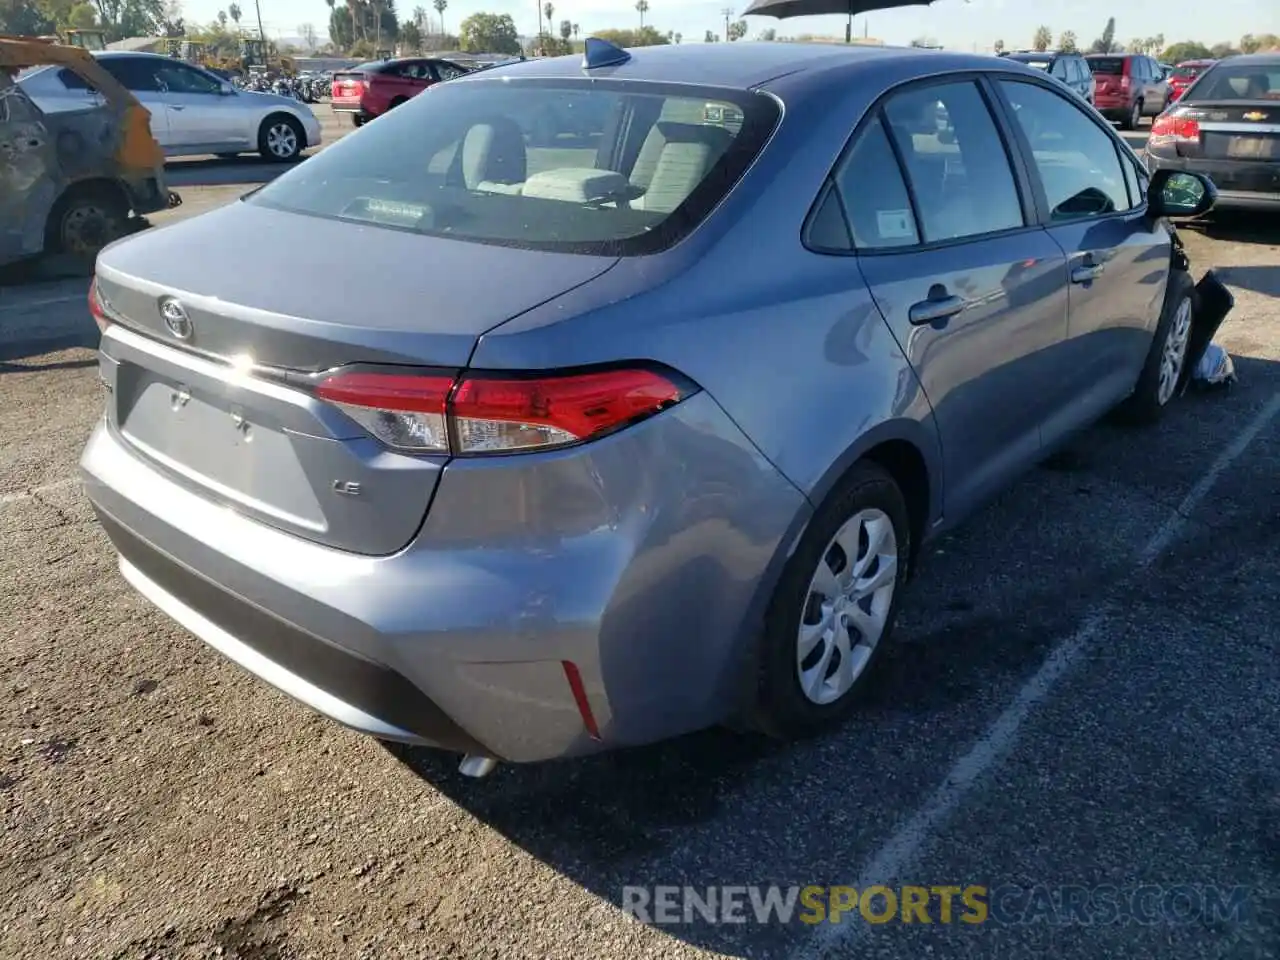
[1085, 52, 1138, 58]
[1006, 51, 1066, 59]
[457, 41, 1024, 90]
[1213, 52, 1280, 66]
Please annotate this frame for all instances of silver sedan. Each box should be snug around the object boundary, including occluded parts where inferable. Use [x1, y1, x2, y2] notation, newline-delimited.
[20, 51, 321, 162]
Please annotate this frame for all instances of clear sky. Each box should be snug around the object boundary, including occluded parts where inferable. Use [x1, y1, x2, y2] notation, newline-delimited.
[186, 0, 1279, 52]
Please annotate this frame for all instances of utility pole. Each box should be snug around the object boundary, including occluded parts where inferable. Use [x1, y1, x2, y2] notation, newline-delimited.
[254, 0, 265, 41]
[722, 6, 732, 41]
[536, 0, 543, 52]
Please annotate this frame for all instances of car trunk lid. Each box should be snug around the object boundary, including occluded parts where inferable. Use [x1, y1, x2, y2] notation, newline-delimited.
[331, 71, 366, 99]
[93, 201, 618, 556]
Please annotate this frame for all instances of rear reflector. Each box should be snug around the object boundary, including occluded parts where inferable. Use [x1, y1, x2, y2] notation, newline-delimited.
[311, 365, 689, 456]
[88, 277, 109, 333]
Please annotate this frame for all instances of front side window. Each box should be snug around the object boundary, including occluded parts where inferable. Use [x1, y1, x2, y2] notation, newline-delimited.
[248, 78, 778, 255]
[154, 62, 221, 94]
[434, 61, 468, 81]
[882, 80, 1024, 243]
[999, 79, 1131, 219]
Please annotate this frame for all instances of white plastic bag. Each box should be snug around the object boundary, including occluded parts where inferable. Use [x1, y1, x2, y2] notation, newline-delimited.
[1192, 343, 1236, 388]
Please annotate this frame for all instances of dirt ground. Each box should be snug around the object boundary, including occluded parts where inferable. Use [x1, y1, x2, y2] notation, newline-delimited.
[0, 179, 1276, 957]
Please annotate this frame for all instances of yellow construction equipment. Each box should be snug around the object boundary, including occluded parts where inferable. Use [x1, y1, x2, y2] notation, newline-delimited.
[64, 28, 107, 51]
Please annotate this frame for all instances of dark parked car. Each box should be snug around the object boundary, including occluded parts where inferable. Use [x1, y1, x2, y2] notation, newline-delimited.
[1001, 51, 1096, 104]
[330, 57, 471, 126]
[1086, 53, 1170, 128]
[1147, 53, 1280, 211]
[82, 42, 1219, 777]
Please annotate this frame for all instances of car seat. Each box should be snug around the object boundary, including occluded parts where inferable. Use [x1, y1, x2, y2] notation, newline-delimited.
[460, 115, 527, 194]
[629, 121, 733, 213]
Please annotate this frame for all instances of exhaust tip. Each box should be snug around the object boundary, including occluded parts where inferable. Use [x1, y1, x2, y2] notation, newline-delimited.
[458, 754, 498, 778]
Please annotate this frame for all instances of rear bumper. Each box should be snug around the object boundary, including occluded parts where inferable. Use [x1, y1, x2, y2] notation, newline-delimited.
[1146, 152, 1280, 211]
[80, 392, 808, 763]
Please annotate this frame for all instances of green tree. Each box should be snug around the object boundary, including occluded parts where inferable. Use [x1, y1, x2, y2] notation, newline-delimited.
[68, 1, 98, 26]
[227, 1, 240, 26]
[1159, 40, 1212, 62]
[430, 0, 443, 35]
[704, 29, 716, 42]
[1032, 25, 1052, 51]
[1058, 30, 1076, 53]
[1209, 41, 1239, 58]
[1240, 33, 1260, 53]
[592, 26, 668, 47]
[726, 18, 746, 41]
[458, 10, 520, 54]
[559, 18, 570, 42]
[401, 17, 420, 49]
[1089, 16, 1116, 53]
[759, 27, 776, 41]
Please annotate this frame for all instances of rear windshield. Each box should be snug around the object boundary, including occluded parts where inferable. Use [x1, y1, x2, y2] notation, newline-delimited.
[1087, 57, 1126, 75]
[1192, 62, 1280, 100]
[248, 77, 778, 255]
[1171, 64, 1207, 79]
[350, 60, 387, 72]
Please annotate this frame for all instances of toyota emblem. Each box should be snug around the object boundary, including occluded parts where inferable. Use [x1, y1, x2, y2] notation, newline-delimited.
[159, 297, 193, 340]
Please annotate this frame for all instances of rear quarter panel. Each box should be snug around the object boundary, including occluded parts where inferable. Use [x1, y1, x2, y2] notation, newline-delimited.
[470, 63, 945, 522]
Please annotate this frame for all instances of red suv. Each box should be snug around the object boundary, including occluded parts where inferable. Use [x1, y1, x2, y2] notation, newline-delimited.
[1085, 53, 1170, 129]
[331, 57, 470, 127]
[1167, 59, 1216, 103]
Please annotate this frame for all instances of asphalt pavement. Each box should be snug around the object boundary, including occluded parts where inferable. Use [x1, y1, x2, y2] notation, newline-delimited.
[0, 117, 1276, 960]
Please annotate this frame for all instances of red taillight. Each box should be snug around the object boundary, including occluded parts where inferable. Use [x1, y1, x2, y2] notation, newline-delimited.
[311, 366, 687, 456]
[88, 277, 109, 333]
[1150, 114, 1200, 144]
[451, 369, 684, 453]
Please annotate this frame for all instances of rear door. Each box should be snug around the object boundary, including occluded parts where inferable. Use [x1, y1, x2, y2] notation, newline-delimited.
[994, 77, 1169, 441]
[96, 57, 173, 147]
[848, 77, 1070, 520]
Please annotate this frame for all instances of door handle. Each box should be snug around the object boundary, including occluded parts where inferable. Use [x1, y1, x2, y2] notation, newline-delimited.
[170, 105, 185, 110]
[908, 294, 965, 326]
[1071, 263, 1105, 283]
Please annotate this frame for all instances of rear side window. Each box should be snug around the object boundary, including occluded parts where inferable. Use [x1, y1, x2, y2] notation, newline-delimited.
[829, 115, 918, 249]
[1088, 57, 1125, 75]
[434, 61, 468, 81]
[99, 57, 161, 92]
[248, 78, 779, 255]
[883, 80, 1024, 243]
[59, 68, 89, 90]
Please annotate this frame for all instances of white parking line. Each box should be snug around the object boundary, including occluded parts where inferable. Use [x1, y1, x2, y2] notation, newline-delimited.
[797, 390, 1280, 960]
[0, 477, 79, 507]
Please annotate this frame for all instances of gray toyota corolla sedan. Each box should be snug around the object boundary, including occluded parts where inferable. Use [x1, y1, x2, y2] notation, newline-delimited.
[81, 40, 1218, 776]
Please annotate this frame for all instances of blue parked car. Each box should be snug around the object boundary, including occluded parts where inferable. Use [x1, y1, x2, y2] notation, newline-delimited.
[82, 40, 1219, 777]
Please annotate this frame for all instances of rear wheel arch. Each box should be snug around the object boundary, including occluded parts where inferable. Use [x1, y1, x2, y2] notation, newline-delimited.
[805, 420, 942, 565]
[43, 178, 130, 257]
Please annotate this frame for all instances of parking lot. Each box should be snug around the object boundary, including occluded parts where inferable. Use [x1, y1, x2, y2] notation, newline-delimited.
[0, 109, 1277, 960]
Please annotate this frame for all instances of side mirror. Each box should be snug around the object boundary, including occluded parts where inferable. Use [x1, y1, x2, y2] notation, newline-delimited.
[219, 81, 235, 95]
[1147, 169, 1216, 218]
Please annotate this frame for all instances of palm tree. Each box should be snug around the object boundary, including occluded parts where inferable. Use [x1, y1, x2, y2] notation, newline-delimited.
[544, 3, 554, 34]
[572, 22, 579, 40]
[432, 0, 446, 37]
[228, 2, 241, 28]
[347, 0, 359, 43]
[635, 0, 649, 30]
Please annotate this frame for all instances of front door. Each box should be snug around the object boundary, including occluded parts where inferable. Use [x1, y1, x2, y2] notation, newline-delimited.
[844, 79, 1070, 522]
[95, 56, 173, 148]
[152, 61, 243, 150]
[995, 77, 1172, 442]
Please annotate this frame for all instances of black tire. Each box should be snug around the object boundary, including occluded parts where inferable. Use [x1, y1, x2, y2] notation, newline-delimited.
[43, 184, 127, 259]
[351, 113, 367, 128]
[1122, 98, 1143, 131]
[258, 114, 305, 162]
[750, 461, 912, 740]
[1118, 270, 1196, 424]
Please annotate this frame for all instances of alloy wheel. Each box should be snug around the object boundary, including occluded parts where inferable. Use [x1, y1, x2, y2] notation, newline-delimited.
[60, 203, 115, 256]
[267, 122, 299, 159]
[796, 508, 898, 705]
[1157, 297, 1193, 406]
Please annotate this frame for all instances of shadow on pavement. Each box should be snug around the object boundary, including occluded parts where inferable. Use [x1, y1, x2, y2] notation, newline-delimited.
[1183, 212, 1280, 247]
